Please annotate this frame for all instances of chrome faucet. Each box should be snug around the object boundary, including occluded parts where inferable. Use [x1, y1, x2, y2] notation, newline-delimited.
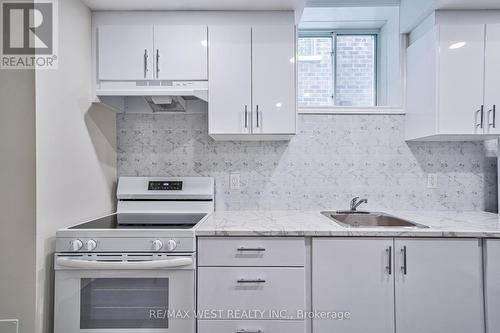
[350, 197, 368, 211]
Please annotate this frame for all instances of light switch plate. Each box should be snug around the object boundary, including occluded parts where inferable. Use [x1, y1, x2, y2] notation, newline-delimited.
[427, 173, 438, 189]
[0, 319, 18, 333]
[230, 173, 240, 190]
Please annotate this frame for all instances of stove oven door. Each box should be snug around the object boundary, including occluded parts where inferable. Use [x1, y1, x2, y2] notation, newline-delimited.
[54, 253, 195, 333]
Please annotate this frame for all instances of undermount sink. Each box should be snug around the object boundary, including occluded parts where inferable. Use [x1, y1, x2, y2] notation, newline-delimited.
[321, 211, 429, 229]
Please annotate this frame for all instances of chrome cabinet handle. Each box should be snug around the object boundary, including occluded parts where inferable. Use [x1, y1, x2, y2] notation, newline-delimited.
[236, 279, 266, 283]
[237, 247, 266, 252]
[144, 49, 148, 78]
[386, 246, 392, 275]
[401, 246, 407, 275]
[244, 105, 248, 129]
[476, 105, 484, 128]
[156, 49, 160, 78]
[256, 105, 260, 128]
[489, 105, 496, 129]
[237, 330, 262, 333]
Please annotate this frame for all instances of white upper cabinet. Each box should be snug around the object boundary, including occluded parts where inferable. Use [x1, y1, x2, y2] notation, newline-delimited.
[484, 24, 500, 134]
[208, 26, 252, 135]
[98, 25, 154, 80]
[437, 24, 485, 136]
[208, 25, 296, 140]
[153, 25, 208, 80]
[252, 26, 296, 135]
[406, 16, 500, 141]
[98, 25, 208, 82]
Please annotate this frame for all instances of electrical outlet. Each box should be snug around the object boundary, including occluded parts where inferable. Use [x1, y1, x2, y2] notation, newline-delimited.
[427, 173, 438, 189]
[230, 173, 241, 190]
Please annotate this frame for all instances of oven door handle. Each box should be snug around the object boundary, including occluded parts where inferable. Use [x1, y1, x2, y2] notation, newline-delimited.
[56, 257, 193, 270]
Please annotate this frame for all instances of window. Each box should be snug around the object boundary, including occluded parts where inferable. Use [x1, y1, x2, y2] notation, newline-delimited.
[298, 31, 377, 108]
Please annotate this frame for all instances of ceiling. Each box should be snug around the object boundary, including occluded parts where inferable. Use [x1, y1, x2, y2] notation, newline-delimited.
[81, 0, 500, 11]
[81, 0, 306, 11]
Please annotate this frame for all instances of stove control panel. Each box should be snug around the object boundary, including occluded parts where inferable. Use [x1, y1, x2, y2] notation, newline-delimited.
[57, 237, 195, 252]
[148, 181, 183, 191]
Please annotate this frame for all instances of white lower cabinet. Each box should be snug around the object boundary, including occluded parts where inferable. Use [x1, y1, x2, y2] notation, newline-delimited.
[198, 237, 305, 267]
[197, 237, 306, 333]
[198, 267, 305, 319]
[312, 237, 484, 333]
[198, 320, 305, 333]
[394, 238, 484, 333]
[312, 238, 395, 333]
[485, 239, 500, 333]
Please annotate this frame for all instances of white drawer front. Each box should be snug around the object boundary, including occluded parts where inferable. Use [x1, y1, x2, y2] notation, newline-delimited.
[198, 237, 305, 267]
[198, 320, 305, 333]
[198, 267, 305, 319]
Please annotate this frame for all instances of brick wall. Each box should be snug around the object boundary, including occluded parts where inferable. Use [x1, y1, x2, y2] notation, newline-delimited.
[298, 35, 376, 107]
[335, 35, 375, 107]
[297, 37, 333, 107]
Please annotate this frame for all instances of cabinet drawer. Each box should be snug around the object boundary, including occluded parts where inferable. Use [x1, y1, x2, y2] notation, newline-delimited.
[198, 237, 305, 266]
[198, 267, 305, 319]
[198, 320, 305, 333]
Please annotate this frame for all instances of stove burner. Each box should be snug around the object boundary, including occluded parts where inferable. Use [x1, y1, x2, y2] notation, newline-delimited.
[69, 213, 206, 229]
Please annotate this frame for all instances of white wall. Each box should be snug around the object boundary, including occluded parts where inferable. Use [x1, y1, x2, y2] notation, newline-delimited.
[0, 52, 36, 333]
[35, 0, 117, 332]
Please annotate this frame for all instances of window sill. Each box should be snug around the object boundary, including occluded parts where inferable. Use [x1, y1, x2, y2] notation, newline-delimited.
[298, 107, 405, 115]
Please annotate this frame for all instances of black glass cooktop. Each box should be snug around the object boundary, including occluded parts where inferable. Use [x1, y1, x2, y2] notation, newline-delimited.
[70, 213, 207, 229]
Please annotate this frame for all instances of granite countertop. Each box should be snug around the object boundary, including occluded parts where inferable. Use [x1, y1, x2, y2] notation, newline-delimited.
[195, 210, 500, 238]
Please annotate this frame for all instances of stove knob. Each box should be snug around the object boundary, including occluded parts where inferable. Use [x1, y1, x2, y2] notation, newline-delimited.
[152, 239, 163, 252]
[71, 239, 83, 251]
[165, 239, 177, 251]
[85, 239, 97, 252]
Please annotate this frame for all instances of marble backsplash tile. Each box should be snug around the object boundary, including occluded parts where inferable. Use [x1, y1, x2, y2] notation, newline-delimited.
[117, 113, 498, 212]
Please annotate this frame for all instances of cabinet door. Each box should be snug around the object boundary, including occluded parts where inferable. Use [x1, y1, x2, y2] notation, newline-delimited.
[98, 25, 154, 80]
[252, 26, 296, 134]
[395, 238, 484, 333]
[438, 24, 485, 135]
[154, 26, 207, 80]
[405, 27, 438, 140]
[485, 24, 500, 134]
[208, 26, 252, 134]
[312, 238, 395, 333]
[485, 239, 500, 333]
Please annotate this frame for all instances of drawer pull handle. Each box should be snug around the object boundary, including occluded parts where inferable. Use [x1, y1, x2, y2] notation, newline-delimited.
[237, 247, 266, 252]
[237, 330, 263, 333]
[236, 279, 266, 284]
